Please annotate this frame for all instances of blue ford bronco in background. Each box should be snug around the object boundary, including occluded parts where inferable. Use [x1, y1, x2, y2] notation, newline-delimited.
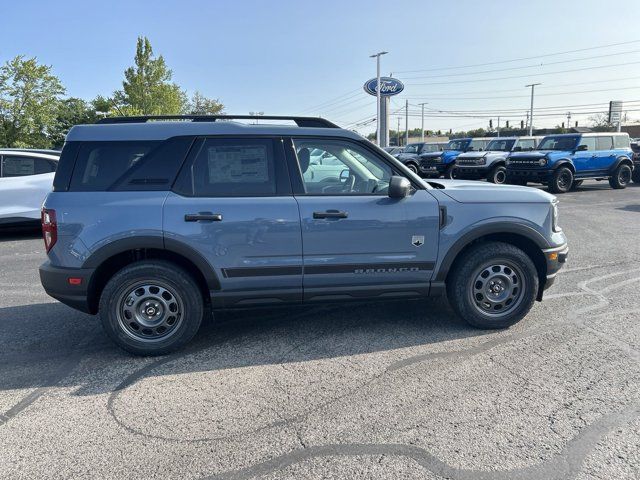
[39, 115, 568, 355]
[418, 137, 491, 179]
[506, 132, 634, 193]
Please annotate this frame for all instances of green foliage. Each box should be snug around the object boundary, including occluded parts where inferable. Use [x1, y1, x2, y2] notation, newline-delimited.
[111, 37, 186, 115]
[0, 55, 65, 148]
[50, 97, 99, 148]
[185, 91, 224, 115]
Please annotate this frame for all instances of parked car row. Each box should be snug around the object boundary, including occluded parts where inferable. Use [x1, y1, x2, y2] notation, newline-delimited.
[391, 132, 636, 194]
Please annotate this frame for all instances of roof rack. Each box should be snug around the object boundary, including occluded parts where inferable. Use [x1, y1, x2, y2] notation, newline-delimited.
[95, 115, 339, 128]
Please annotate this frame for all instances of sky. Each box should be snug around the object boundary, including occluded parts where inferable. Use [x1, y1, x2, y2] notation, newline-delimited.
[2, 0, 640, 136]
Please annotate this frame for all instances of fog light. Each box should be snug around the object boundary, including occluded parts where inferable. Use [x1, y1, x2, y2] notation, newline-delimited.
[547, 252, 558, 261]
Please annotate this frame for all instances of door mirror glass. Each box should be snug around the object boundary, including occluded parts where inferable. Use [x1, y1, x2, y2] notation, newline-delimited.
[388, 175, 411, 198]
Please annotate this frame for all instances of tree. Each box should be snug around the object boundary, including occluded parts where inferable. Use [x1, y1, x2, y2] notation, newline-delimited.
[50, 97, 99, 148]
[185, 91, 224, 115]
[112, 36, 186, 115]
[0, 55, 65, 147]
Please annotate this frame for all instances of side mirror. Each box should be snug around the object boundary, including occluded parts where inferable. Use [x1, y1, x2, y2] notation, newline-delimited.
[388, 175, 411, 199]
[339, 169, 350, 182]
[513, 146, 522, 152]
[577, 144, 588, 151]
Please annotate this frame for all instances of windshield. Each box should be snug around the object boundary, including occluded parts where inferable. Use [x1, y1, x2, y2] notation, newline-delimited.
[445, 139, 470, 151]
[486, 139, 516, 152]
[421, 144, 442, 153]
[538, 136, 580, 151]
[403, 143, 423, 154]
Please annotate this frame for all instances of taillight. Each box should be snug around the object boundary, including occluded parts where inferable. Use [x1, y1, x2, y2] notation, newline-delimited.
[41, 208, 57, 253]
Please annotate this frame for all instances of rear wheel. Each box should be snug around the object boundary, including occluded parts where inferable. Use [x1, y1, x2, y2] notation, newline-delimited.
[609, 163, 632, 189]
[447, 242, 539, 329]
[488, 164, 507, 184]
[99, 260, 204, 356]
[548, 166, 573, 193]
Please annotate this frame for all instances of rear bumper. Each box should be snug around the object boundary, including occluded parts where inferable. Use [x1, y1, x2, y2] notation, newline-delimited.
[39, 261, 95, 314]
[542, 244, 569, 290]
[506, 168, 552, 183]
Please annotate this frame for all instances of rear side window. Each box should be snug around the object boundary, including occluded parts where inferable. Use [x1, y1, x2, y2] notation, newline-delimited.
[596, 136, 613, 151]
[70, 141, 159, 191]
[174, 138, 288, 197]
[614, 135, 630, 149]
[1, 156, 56, 177]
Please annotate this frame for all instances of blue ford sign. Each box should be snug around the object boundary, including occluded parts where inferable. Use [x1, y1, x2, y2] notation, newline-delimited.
[363, 77, 404, 97]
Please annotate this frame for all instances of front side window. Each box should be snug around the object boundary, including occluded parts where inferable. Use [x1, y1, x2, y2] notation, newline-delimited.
[446, 139, 470, 151]
[421, 144, 442, 153]
[517, 139, 536, 151]
[403, 143, 422, 154]
[578, 137, 597, 151]
[180, 138, 278, 197]
[294, 139, 393, 195]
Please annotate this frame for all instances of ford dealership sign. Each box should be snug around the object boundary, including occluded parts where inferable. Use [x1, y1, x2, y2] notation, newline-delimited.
[363, 77, 404, 97]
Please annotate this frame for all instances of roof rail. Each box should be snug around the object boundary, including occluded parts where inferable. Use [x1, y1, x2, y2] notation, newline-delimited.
[95, 115, 339, 128]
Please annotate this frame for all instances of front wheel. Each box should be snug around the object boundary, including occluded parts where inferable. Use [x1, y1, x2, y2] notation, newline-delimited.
[405, 162, 419, 174]
[488, 164, 507, 184]
[99, 260, 204, 356]
[548, 166, 573, 193]
[609, 163, 632, 189]
[447, 242, 539, 329]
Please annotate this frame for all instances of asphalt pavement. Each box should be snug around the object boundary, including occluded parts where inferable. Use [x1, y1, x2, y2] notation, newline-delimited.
[1, 181, 639, 479]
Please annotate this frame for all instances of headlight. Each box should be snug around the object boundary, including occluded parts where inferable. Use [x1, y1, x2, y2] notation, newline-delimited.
[431, 156, 442, 163]
[552, 201, 561, 232]
[476, 158, 486, 165]
[538, 158, 548, 166]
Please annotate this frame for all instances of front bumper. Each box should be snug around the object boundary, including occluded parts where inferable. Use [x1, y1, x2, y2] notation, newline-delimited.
[39, 261, 95, 314]
[542, 244, 569, 291]
[455, 165, 490, 179]
[506, 168, 552, 183]
[419, 162, 448, 176]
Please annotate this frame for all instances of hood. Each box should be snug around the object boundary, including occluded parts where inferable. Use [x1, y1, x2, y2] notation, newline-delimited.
[396, 152, 418, 160]
[456, 151, 488, 160]
[508, 150, 552, 159]
[424, 179, 555, 204]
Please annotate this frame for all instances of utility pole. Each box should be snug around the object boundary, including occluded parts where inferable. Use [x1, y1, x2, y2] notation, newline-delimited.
[525, 83, 541, 136]
[497, 116, 500, 137]
[418, 102, 428, 142]
[405, 99, 409, 145]
[566, 112, 571, 131]
[370, 51, 388, 146]
[397, 116, 401, 146]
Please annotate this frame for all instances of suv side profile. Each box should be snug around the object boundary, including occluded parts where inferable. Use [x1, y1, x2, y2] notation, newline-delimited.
[39, 115, 567, 355]
[506, 132, 634, 193]
[455, 136, 542, 184]
[419, 137, 491, 179]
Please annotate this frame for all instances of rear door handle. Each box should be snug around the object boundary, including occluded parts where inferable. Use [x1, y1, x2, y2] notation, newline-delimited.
[313, 210, 348, 219]
[184, 213, 223, 222]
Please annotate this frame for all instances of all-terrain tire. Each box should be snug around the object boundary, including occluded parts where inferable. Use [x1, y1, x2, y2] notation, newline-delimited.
[609, 163, 632, 189]
[548, 166, 573, 194]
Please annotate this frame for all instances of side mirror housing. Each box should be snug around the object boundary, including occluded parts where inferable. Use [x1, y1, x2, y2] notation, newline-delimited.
[339, 169, 350, 182]
[388, 175, 411, 199]
[577, 144, 588, 151]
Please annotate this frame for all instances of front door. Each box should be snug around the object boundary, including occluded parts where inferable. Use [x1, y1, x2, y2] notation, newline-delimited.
[289, 137, 440, 302]
[573, 136, 597, 176]
[164, 136, 303, 307]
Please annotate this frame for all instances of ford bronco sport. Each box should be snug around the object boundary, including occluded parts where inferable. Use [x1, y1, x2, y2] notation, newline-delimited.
[506, 132, 634, 193]
[455, 137, 541, 184]
[39, 115, 568, 355]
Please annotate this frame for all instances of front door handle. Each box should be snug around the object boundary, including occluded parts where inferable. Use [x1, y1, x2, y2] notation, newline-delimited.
[184, 212, 223, 222]
[313, 210, 348, 219]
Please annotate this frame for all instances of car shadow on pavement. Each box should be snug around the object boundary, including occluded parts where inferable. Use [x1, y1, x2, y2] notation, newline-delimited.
[0, 298, 491, 395]
[0, 224, 41, 242]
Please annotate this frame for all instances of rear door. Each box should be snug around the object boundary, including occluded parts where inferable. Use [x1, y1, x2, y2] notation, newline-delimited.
[164, 136, 303, 307]
[595, 136, 615, 172]
[287, 137, 440, 302]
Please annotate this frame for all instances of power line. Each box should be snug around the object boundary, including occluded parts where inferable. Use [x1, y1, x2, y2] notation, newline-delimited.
[406, 60, 640, 86]
[295, 88, 361, 115]
[393, 39, 640, 74]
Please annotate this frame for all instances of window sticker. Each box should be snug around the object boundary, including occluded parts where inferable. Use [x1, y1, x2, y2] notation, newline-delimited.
[207, 146, 269, 183]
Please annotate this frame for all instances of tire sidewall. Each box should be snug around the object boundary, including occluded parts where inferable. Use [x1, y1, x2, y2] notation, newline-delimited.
[489, 165, 507, 184]
[406, 162, 419, 174]
[551, 166, 573, 193]
[611, 164, 631, 189]
[447, 242, 539, 329]
[99, 261, 204, 355]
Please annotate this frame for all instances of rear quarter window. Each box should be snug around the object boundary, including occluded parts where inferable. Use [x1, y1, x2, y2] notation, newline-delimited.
[613, 135, 630, 149]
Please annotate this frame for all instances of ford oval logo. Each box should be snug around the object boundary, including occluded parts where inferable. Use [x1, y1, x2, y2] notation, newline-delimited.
[363, 77, 404, 97]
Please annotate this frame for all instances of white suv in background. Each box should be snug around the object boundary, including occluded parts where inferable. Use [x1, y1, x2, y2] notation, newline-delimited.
[0, 149, 59, 226]
[455, 136, 542, 184]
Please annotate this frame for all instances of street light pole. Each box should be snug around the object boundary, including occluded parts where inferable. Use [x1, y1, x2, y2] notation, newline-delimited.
[525, 83, 541, 136]
[370, 51, 388, 146]
[418, 102, 428, 142]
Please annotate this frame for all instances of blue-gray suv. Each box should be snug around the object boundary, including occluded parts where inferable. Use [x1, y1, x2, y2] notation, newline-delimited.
[39, 115, 568, 355]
